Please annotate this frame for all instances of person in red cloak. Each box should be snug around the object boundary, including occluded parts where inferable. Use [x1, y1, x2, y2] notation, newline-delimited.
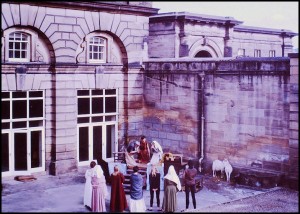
[138, 135, 150, 163]
[110, 165, 128, 212]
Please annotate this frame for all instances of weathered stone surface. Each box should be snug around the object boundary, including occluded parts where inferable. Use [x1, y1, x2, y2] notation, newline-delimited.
[10, 4, 20, 25]
[2, 4, 14, 27]
[34, 6, 46, 29]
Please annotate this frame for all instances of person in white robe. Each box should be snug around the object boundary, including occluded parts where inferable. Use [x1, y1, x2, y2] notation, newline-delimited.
[150, 141, 163, 165]
[91, 164, 108, 212]
[83, 161, 96, 209]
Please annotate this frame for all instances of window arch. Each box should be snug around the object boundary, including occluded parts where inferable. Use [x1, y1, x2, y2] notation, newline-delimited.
[76, 31, 124, 65]
[2, 27, 52, 63]
[195, 50, 212, 58]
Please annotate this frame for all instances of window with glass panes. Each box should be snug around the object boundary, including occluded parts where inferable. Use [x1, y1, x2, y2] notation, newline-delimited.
[2, 91, 44, 129]
[269, 50, 276, 57]
[88, 37, 106, 63]
[77, 89, 118, 164]
[1, 91, 45, 175]
[254, 49, 261, 57]
[8, 32, 30, 62]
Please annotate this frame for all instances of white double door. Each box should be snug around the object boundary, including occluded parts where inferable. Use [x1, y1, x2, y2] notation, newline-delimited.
[2, 129, 45, 177]
[77, 122, 117, 166]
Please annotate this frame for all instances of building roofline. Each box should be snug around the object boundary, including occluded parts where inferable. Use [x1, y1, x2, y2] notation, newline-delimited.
[2, 1, 159, 16]
[234, 25, 298, 37]
[150, 12, 243, 26]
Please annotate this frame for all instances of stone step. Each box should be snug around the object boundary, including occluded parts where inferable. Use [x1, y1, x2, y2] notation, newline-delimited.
[126, 168, 147, 174]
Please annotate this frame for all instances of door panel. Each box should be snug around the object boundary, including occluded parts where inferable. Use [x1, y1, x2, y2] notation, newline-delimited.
[2, 133, 9, 172]
[105, 124, 116, 161]
[31, 130, 42, 168]
[14, 132, 28, 171]
[93, 126, 102, 161]
[79, 127, 89, 162]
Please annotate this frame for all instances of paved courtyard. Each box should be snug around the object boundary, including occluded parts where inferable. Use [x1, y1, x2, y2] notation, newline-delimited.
[2, 172, 298, 212]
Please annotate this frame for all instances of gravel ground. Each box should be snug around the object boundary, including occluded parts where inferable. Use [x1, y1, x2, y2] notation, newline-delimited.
[192, 188, 299, 212]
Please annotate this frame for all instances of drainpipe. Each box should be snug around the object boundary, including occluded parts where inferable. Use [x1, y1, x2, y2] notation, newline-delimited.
[281, 31, 286, 57]
[198, 71, 205, 172]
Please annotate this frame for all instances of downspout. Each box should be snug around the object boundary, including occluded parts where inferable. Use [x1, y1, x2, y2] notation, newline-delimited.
[281, 31, 286, 57]
[49, 63, 57, 175]
[198, 72, 205, 172]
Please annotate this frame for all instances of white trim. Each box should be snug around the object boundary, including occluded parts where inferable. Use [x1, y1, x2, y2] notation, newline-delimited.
[77, 89, 118, 166]
[1, 90, 45, 177]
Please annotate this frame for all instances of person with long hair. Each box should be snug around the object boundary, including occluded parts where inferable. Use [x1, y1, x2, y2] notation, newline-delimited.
[110, 165, 128, 212]
[148, 165, 161, 211]
[161, 165, 182, 212]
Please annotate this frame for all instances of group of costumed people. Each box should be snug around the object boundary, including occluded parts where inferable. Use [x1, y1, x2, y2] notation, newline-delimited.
[125, 135, 164, 168]
[83, 135, 194, 212]
[125, 136, 183, 212]
[83, 161, 108, 212]
[84, 162, 127, 212]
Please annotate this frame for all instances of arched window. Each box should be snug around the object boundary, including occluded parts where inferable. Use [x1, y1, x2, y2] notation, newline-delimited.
[195, 50, 212, 58]
[88, 36, 106, 63]
[2, 27, 52, 63]
[8, 32, 30, 62]
[76, 32, 124, 64]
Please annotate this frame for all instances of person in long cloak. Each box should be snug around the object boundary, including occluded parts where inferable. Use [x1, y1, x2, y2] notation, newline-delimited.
[110, 165, 128, 212]
[138, 136, 150, 164]
[129, 166, 146, 212]
[162, 165, 182, 212]
[150, 140, 163, 165]
[83, 161, 96, 209]
[91, 165, 108, 212]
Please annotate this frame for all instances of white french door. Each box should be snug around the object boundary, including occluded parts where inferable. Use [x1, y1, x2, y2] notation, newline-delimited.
[77, 122, 117, 166]
[2, 128, 45, 177]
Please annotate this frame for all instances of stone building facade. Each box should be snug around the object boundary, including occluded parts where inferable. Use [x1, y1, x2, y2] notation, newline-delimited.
[1, 1, 298, 188]
[148, 12, 296, 59]
[1, 1, 158, 176]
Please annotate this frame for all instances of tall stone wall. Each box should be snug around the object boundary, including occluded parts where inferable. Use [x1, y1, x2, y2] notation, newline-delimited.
[143, 71, 199, 157]
[205, 74, 290, 172]
[144, 58, 295, 184]
[287, 53, 299, 189]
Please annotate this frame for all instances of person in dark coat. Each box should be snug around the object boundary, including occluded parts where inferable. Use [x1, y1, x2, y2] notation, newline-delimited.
[148, 165, 161, 211]
[110, 165, 128, 212]
[96, 157, 110, 184]
[183, 160, 198, 210]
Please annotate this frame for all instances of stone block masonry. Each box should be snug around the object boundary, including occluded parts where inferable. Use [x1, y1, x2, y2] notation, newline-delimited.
[144, 58, 294, 184]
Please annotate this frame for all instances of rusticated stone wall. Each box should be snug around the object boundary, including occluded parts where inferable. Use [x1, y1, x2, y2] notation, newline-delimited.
[287, 53, 299, 189]
[143, 71, 199, 156]
[204, 74, 290, 170]
[144, 57, 296, 185]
